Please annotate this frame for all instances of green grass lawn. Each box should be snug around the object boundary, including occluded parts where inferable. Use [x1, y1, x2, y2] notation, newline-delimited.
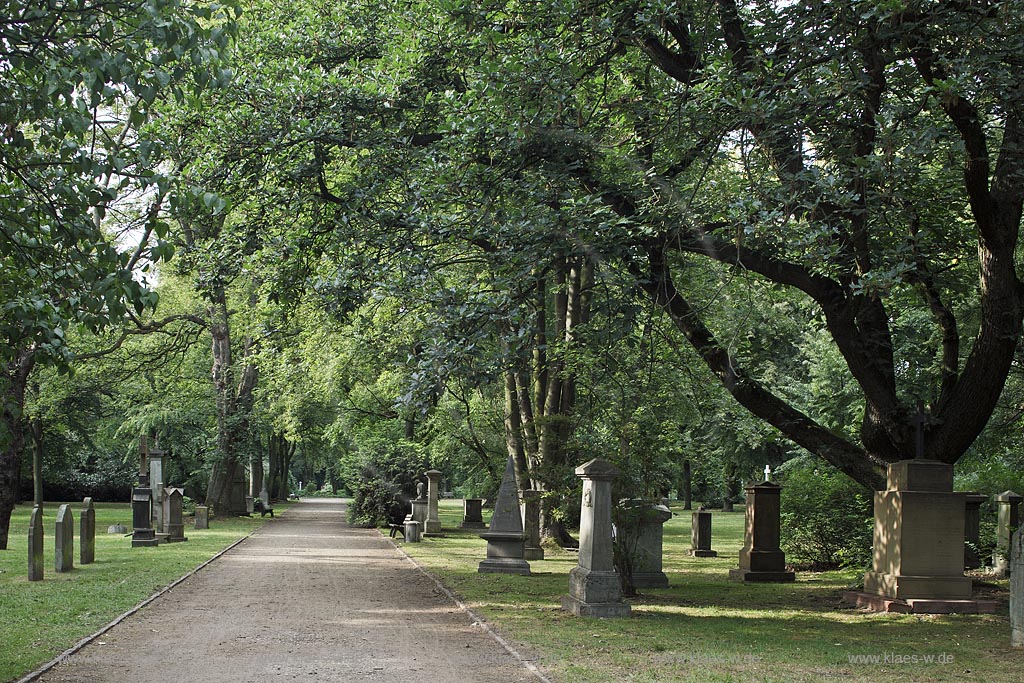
[397, 499, 1024, 683]
[0, 501, 278, 682]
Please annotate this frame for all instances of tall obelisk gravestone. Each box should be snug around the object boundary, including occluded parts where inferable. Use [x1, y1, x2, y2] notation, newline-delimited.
[478, 457, 530, 575]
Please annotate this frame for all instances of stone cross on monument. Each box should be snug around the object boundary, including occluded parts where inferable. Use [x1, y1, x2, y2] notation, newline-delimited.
[763, 464, 772, 481]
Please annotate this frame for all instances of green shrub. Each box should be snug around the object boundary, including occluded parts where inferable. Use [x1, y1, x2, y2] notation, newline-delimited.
[779, 458, 873, 570]
[345, 438, 428, 527]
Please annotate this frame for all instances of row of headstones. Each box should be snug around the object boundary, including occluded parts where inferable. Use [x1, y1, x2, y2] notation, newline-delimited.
[27, 499, 96, 581]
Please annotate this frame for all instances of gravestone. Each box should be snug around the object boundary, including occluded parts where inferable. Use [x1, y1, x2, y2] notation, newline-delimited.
[846, 460, 996, 613]
[404, 519, 422, 543]
[995, 490, 1023, 576]
[28, 506, 43, 582]
[478, 456, 530, 575]
[55, 504, 74, 572]
[964, 493, 988, 570]
[194, 505, 210, 530]
[424, 470, 443, 535]
[107, 523, 127, 534]
[621, 501, 673, 588]
[521, 489, 544, 561]
[562, 458, 630, 617]
[148, 445, 165, 533]
[131, 480, 159, 547]
[689, 508, 718, 558]
[80, 497, 96, 565]
[1012, 529, 1024, 647]
[410, 498, 428, 526]
[729, 481, 794, 582]
[460, 498, 486, 529]
[163, 488, 188, 542]
[245, 495, 255, 516]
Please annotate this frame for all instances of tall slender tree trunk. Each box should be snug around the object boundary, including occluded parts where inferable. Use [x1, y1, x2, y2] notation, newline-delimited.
[0, 348, 35, 549]
[680, 458, 692, 510]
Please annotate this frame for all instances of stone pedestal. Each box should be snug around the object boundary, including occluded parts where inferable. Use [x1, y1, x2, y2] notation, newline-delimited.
[55, 504, 74, 572]
[404, 520, 422, 543]
[424, 470, 443, 535]
[479, 456, 530, 575]
[995, 491, 1023, 576]
[28, 506, 43, 582]
[164, 488, 188, 542]
[562, 459, 630, 618]
[132, 484, 160, 547]
[461, 498, 486, 529]
[410, 499, 428, 526]
[689, 509, 718, 558]
[964, 493, 988, 570]
[621, 502, 672, 588]
[845, 460, 997, 613]
[194, 505, 210, 530]
[729, 481, 794, 583]
[1012, 529, 1024, 647]
[521, 489, 544, 561]
[80, 497, 96, 565]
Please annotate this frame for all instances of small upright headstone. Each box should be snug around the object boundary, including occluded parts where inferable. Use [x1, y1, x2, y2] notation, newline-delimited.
[80, 497, 96, 565]
[149, 445, 165, 532]
[1012, 529, 1024, 647]
[28, 506, 43, 582]
[689, 508, 718, 558]
[245, 495, 255, 516]
[424, 470, 443, 535]
[620, 501, 673, 588]
[995, 491, 1023, 576]
[194, 505, 210, 530]
[562, 458, 630, 617]
[107, 523, 127, 534]
[729, 481, 794, 582]
[478, 456, 530, 575]
[55, 504, 74, 572]
[460, 498, 486, 529]
[521, 489, 544, 561]
[964, 493, 988, 570]
[132, 482, 159, 547]
[404, 519, 422, 542]
[163, 488, 188, 542]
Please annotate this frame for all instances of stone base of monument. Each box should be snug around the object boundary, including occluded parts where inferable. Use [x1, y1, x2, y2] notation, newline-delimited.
[131, 530, 160, 548]
[730, 549, 794, 582]
[841, 591, 997, 614]
[728, 568, 796, 582]
[423, 521, 443, 537]
[460, 521, 486, 529]
[632, 571, 669, 589]
[478, 531, 530, 575]
[561, 567, 631, 617]
[688, 549, 718, 558]
[523, 546, 545, 561]
[165, 524, 188, 543]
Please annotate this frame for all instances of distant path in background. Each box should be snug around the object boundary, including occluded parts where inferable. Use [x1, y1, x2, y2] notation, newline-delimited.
[33, 499, 538, 683]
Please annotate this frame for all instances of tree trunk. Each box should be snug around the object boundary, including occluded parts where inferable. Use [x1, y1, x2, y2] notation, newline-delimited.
[0, 348, 35, 549]
[680, 458, 692, 510]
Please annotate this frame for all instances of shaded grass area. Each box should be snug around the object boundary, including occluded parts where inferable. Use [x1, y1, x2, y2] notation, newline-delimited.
[0, 501, 279, 682]
[397, 500, 1022, 683]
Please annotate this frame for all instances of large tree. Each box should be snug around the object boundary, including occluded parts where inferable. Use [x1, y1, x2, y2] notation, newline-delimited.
[0, 0, 237, 547]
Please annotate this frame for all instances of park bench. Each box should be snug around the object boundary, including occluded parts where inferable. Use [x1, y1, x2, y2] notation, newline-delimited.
[254, 500, 274, 518]
[387, 508, 406, 538]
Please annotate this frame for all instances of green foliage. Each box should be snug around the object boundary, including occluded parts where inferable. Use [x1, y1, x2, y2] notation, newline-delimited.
[779, 458, 873, 570]
[344, 438, 427, 527]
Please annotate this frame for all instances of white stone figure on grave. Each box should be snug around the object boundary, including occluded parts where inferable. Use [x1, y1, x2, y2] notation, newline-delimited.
[764, 464, 772, 481]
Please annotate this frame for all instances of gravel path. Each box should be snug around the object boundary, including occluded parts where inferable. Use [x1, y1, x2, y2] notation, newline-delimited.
[35, 499, 539, 683]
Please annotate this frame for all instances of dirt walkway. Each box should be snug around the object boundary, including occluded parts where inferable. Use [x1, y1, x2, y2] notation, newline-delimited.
[35, 499, 539, 682]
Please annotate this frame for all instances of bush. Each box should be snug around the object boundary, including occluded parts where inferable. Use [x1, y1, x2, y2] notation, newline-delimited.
[344, 438, 428, 527]
[779, 458, 873, 570]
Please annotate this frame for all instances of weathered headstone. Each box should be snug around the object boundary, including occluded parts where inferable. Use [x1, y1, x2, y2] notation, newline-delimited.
[689, 508, 718, 557]
[55, 504, 74, 572]
[521, 489, 544, 561]
[964, 493, 988, 570]
[148, 445, 165, 532]
[729, 481, 794, 582]
[80, 497, 96, 565]
[846, 460, 997, 613]
[410, 498, 428, 526]
[1012, 529, 1024, 647]
[132, 478, 159, 547]
[478, 456, 530, 575]
[460, 498, 486, 529]
[163, 487, 188, 542]
[620, 501, 673, 588]
[424, 469, 443, 535]
[245, 495, 255, 516]
[107, 523, 127, 534]
[28, 506, 43, 582]
[562, 458, 630, 617]
[995, 490, 1023, 576]
[404, 519, 422, 543]
[194, 505, 210, 530]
